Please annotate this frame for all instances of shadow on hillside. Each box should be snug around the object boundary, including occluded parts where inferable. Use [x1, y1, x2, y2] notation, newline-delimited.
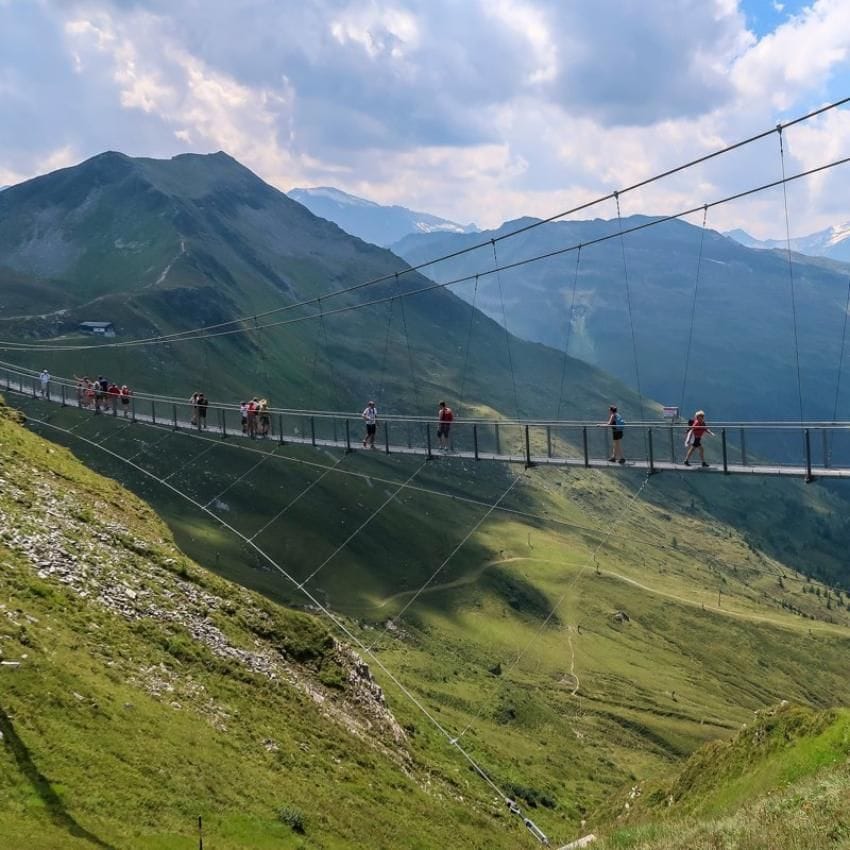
[0, 704, 119, 850]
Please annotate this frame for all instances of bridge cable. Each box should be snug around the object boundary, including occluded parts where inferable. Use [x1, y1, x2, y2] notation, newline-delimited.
[5, 98, 847, 355]
[827, 276, 850, 466]
[366, 473, 521, 653]
[3, 153, 850, 353]
[26, 415, 548, 846]
[614, 193, 649, 461]
[777, 126, 806, 429]
[491, 240, 521, 419]
[679, 206, 709, 416]
[296, 460, 428, 590]
[832, 277, 850, 423]
[458, 275, 480, 415]
[249, 455, 347, 542]
[556, 245, 583, 421]
[318, 299, 344, 411]
[377, 298, 395, 407]
[306, 299, 325, 412]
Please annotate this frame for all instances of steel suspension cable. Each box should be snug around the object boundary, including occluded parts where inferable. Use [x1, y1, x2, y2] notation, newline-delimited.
[556, 245, 583, 420]
[368, 474, 521, 652]
[377, 298, 395, 406]
[458, 275, 480, 415]
[398, 294, 422, 412]
[778, 126, 806, 426]
[679, 205, 709, 414]
[491, 240, 521, 418]
[832, 278, 850, 422]
[297, 460, 428, 590]
[614, 193, 648, 438]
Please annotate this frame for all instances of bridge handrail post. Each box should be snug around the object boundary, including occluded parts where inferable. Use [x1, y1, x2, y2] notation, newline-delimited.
[345, 418, 352, 453]
[172, 403, 178, 431]
[822, 429, 829, 468]
[278, 413, 284, 446]
[473, 424, 479, 460]
[219, 406, 226, 438]
[546, 425, 552, 458]
[310, 416, 316, 446]
[384, 421, 390, 454]
[333, 418, 338, 444]
[31, 378, 37, 399]
[722, 428, 728, 474]
[740, 428, 747, 466]
[151, 400, 157, 426]
[495, 422, 501, 455]
[426, 423, 433, 459]
[647, 428, 655, 475]
[582, 426, 589, 468]
[805, 428, 814, 483]
[669, 424, 675, 463]
[524, 425, 533, 469]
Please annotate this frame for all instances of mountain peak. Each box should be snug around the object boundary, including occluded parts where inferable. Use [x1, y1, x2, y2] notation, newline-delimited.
[288, 185, 478, 247]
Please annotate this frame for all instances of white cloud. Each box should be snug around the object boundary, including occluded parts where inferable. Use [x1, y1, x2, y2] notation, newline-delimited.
[1, 0, 849, 239]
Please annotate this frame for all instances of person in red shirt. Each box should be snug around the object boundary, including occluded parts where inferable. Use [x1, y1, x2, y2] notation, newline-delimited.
[437, 401, 454, 450]
[684, 410, 714, 467]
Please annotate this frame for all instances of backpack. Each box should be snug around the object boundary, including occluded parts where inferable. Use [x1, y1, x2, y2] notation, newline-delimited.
[614, 413, 624, 429]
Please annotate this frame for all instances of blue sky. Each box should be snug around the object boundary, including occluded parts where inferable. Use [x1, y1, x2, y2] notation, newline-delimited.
[1, 0, 848, 236]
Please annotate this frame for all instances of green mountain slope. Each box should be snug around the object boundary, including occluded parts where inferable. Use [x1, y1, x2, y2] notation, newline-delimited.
[0, 397, 524, 849]
[597, 703, 850, 849]
[0, 151, 637, 423]
[12, 393, 850, 846]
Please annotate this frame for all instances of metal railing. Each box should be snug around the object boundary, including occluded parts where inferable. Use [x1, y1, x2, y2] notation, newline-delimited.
[4, 364, 850, 480]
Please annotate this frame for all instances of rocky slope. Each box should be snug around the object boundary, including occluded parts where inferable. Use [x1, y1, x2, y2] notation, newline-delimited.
[0, 398, 515, 849]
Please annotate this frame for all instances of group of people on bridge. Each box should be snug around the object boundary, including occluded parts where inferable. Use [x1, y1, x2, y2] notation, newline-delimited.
[69, 373, 134, 416]
[38, 369, 715, 466]
[605, 405, 713, 467]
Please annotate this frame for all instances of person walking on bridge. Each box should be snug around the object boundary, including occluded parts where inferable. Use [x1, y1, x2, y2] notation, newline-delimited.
[683, 410, 713, 467]
[437, 401, 453, 451]
[602, 405, 625, 464]
[362, 400, 378, 449]
[39, 369, 50, 398]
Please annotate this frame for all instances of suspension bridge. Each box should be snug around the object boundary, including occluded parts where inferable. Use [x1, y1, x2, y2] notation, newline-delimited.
[5, 365, 850, 481]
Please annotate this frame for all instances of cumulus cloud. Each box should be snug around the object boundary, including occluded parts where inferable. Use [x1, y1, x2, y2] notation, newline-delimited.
[0, 0, 848, 236]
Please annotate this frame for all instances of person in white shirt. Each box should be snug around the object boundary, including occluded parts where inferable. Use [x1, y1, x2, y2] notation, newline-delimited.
[39, 369, 50, 398]
[362, 401, 378, 449]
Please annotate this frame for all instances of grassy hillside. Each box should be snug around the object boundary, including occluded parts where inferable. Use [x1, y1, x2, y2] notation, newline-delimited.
[0, 397, 524, 849]
[596, 703, 850, 849]
[12, 394, 850, 846]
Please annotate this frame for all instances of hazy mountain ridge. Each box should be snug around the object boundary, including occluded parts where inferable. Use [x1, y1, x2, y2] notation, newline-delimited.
[392, 217, 850, 423]
[288, 184, 478, 247]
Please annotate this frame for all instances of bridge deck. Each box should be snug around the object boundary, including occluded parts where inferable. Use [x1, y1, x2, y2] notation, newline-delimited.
[12, 389, 850, 481]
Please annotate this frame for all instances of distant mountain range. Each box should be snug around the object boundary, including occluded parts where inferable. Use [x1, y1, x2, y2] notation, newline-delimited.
[725, 223, 850, 263]
[288, 185, 478, 247]
[392, 217, 850, 425]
